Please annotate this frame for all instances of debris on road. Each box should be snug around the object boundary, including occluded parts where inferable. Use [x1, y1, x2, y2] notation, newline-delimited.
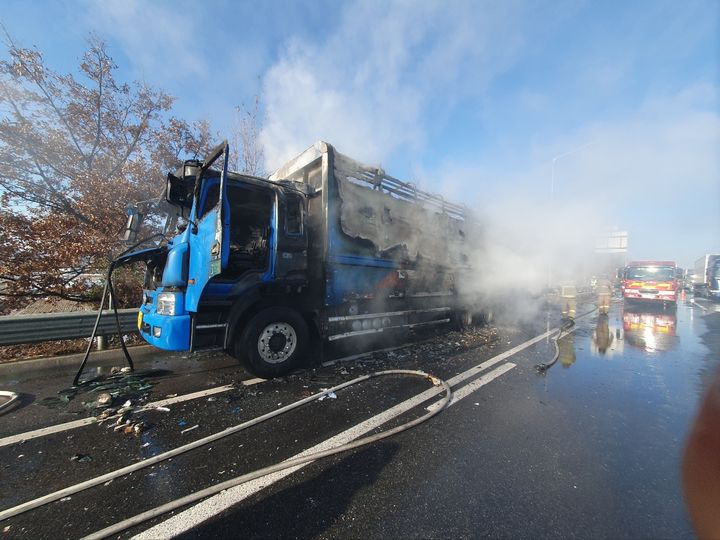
[37, 369, 165, 411]
[180, 424, 199, 434]
[145, 405, 170, 412]
[318, 390, 337, 401]
[70, 453, 93, 463]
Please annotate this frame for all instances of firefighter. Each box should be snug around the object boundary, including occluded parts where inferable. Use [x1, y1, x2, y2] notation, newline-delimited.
[596, 275, 613, 315]
[559, 281, 577, 321]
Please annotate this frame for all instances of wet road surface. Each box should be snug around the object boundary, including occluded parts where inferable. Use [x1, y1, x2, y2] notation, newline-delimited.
[1, 296, 718, 538]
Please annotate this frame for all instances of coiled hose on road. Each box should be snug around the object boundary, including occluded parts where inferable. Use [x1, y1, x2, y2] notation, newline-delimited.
[534, 304, 599, 372]
[0, 370, 452, 540]
[0, 391, 19, 415]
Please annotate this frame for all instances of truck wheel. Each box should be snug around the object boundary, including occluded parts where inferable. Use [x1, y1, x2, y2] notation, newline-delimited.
[451, 308, 473, 330]
[236, 307, 309, 378]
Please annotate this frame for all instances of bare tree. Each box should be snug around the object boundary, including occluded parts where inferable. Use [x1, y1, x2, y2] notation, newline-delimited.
[230, 94, 265, 177]
[0, 33, 213, 311]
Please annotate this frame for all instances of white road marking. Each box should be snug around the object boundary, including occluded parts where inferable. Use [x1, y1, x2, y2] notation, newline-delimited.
[691, 298, 709, 311]
[426, 362, 516, 412]
[134, 329, 557, 538]
[146, 385, 234, 408]
[0, 379, 264, 448]
[0, 417, 98, 448]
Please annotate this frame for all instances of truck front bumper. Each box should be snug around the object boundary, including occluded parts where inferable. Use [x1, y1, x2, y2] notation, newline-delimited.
[138, 292, 191, 351]
[624, 290, 677, 302]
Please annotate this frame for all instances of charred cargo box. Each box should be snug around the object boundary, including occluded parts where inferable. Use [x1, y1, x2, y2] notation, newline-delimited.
[270, 141, 478, 319]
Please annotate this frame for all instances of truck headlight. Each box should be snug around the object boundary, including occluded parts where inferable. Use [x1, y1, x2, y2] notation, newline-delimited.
[156, 292, 178, 316]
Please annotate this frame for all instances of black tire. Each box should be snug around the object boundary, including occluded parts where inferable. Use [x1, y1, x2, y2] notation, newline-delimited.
[235, 307, 309, 378]
[476, 308, 494, 325]
[453, 309, 473, 330]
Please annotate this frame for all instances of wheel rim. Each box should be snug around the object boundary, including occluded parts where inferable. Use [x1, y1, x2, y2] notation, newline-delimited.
[257, 322, 297, 364]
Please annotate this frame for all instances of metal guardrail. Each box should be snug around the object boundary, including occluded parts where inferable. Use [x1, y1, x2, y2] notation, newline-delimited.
[0, 309, 138, 346]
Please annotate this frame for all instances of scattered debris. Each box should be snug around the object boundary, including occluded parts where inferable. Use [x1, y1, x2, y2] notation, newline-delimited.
[60, 497, 72, 502]
[3, 525, 11, 533]
[181, 424, 199, 435]
[141, 442, 150, 448]
[318, 391, 337, 401]
[71, 453, 93, 463]
[207, 397, 217, 402]
[37, 370, 163, 410]
[146, 406, 170, 412]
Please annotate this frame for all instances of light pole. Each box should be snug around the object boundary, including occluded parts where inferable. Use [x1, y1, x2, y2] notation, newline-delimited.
[547, 141, 594, 288]
[550, 141, 595, 196]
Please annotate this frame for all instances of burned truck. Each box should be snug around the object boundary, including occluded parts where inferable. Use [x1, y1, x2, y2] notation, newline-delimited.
[135, 141, 481, 377]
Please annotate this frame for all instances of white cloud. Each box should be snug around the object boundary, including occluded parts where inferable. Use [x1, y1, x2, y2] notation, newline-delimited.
[260, 0, 532, 170]
[431, 83, 720, 270]
[82, 0, 208, 83]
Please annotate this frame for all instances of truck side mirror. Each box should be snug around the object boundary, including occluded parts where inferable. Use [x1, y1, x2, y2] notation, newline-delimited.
[166, 173, 189, 207]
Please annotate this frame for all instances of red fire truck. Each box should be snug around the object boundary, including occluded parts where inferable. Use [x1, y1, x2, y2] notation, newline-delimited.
[622, 261, 678, 307]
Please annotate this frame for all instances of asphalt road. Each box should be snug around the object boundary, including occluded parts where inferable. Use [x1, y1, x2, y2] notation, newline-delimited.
[1, 295, 718, 539]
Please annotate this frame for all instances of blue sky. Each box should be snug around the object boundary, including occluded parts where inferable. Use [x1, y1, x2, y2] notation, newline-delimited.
[1, 0, 718, 269]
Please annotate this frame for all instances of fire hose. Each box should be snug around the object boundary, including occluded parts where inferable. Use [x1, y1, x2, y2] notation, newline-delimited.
[72, 234, 165, 386]
[535, 304, 599, 372]
[0, 369, 452, 540]
[0, 391, 19, 415]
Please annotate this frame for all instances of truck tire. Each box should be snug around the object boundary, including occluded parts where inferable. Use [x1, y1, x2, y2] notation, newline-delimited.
[477, 308, 494, 325]
[235, 307, 309, 378]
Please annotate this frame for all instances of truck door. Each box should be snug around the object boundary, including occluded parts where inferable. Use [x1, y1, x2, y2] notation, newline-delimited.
[186, 142, 230, 312]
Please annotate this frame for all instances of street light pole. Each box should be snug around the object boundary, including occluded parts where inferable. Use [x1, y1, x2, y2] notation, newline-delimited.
[550, 141, 594, 196]
[547, 141, 594, 288]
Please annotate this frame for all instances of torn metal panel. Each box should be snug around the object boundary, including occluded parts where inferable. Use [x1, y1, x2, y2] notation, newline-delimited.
[269, 141, 327, 183]
[334, 152, 469, 266]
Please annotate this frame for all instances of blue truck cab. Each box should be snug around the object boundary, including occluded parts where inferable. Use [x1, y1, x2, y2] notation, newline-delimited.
[136, 141, 478, 377]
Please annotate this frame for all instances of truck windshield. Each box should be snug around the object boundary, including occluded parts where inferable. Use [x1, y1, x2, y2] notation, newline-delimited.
[126, 197, 185, 246]
[626, 266, 675, 281]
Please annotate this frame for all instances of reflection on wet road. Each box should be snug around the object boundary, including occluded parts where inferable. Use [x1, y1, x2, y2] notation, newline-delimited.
[622, 302, 678, 353]
[520, 297, 715, 539]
